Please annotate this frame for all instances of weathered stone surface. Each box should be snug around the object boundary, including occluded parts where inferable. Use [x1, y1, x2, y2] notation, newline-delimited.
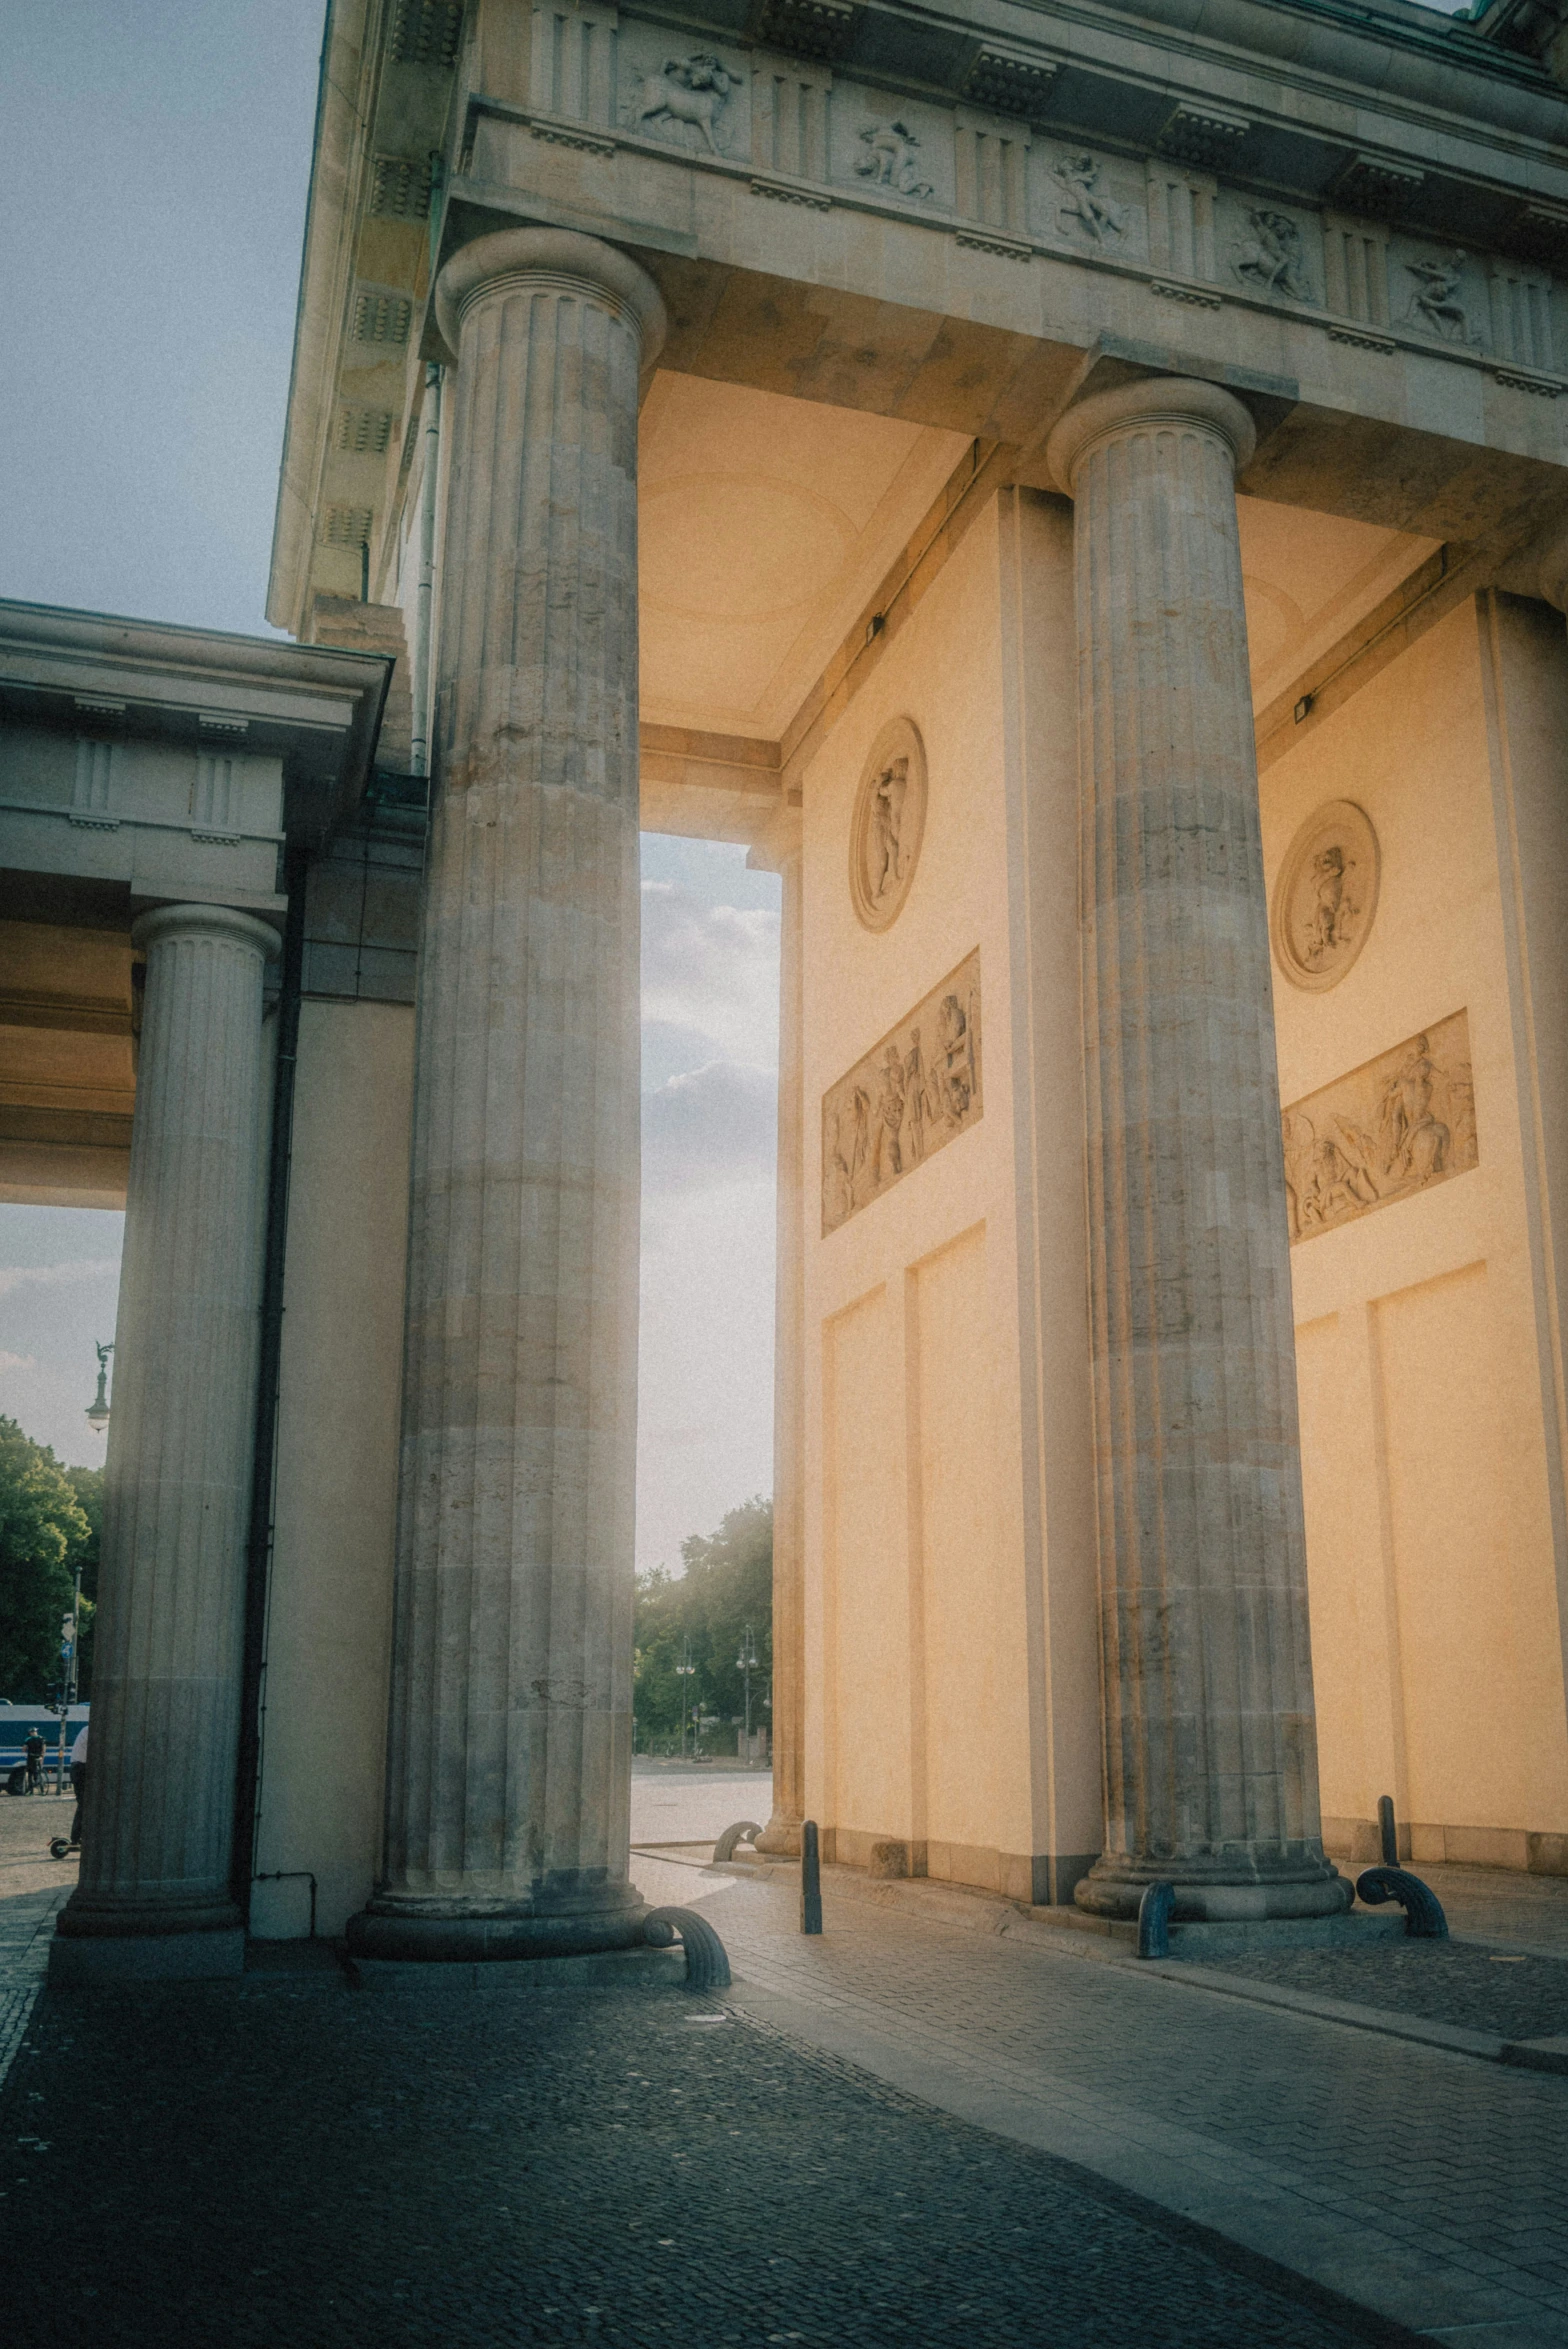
[757, 824, 805, 1857]
[1046, 379, 1345, 1923]
[349, 230, 667, 1961]
[56, 903, 278, 1964]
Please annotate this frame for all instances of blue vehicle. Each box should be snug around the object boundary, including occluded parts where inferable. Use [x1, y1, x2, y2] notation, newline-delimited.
[0, 1701, 88, 1795]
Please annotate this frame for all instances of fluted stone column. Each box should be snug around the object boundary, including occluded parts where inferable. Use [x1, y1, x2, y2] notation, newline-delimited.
[1046, 379, 1346, 1922]
[347, 230, 666, 1962]
[755, 823, 804, 1856]
[54, 903, 278, 1979]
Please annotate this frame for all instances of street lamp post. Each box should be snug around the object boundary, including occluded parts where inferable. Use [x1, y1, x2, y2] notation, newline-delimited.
[62, 1342, 108, 1793]
[736, 1623, 759, 1758]
[84, 1340, 113, 1435]
[674, 1638, 696, 1760]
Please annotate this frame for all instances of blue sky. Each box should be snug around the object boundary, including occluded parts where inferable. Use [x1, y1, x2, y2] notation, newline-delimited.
[0, 1, 779, 1571]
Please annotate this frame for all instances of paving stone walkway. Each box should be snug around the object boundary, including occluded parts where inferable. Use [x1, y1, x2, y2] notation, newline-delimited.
[1, 1957, 1424, 2347]
[1194, 1935, 1568, 2040]
[2, 1776, 1565, 2345]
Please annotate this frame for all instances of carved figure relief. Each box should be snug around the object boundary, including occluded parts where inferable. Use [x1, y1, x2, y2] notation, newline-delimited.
[1405, 253, 1478, 345]
[1233, 209, 1309, 299]
[822, 952, 982, 1233]
[1271, 800, 1380, 993]
[1281, 1010, 1477, 1244]
[625, 55, 737, 153]
[1052, 154, 1125, 244]
[849, 717, 928, 932]
[855, 121, 934, 198]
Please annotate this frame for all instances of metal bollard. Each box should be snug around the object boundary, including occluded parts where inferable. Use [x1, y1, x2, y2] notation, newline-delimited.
[801, 1818, 823, 1935]
[1377, 1793, 1399, 1868]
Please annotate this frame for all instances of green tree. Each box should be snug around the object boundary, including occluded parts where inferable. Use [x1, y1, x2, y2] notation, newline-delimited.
[0, 1418, 94, 1702]
[634, 1496, 772, 1753]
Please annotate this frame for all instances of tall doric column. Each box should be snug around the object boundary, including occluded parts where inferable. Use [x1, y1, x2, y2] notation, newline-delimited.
[1045, 379, 1346, 1921]
[54, 903, 278, 1978]
[754, 818, 804, 1856]
[348, 230, 666, 1962]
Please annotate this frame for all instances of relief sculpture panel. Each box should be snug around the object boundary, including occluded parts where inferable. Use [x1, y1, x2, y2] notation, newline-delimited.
[822, 951, 982, 1235]
[1282, 1010, 1477, 1244]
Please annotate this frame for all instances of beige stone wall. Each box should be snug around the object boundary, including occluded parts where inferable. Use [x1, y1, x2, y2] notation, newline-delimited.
[1265, 596, 1568, 1873]
[801, 488, 1100, 1902]
[251, 999, 413, 1937]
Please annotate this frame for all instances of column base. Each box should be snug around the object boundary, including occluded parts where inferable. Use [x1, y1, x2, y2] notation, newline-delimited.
[754, 1811, 802, 1858]
[49, 1926, 245, 1983]
[346, 1882, 648, 1965]
[1075, 1853, 1353, 1923]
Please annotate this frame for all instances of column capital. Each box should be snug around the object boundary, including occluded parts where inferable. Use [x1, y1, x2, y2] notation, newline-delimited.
[131, 903, 281, 958]
[1045, 376, 1256, 496]
[434, 228, 668, 365]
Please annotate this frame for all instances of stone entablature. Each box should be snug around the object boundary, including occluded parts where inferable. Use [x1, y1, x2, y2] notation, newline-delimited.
[270, 0, 1568, 637]
[0, 603, 391, 915]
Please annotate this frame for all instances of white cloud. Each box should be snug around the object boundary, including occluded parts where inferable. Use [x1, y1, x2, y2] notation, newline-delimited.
[641, 880, 779, 1069]
[643, 1059, 776, 1192]
[0, 1352, 37, 1374]
[0, 1258, 119, 1297]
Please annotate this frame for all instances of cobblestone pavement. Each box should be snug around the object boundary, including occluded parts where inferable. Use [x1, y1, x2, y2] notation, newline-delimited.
[4, 1779, 1566, 2344]
[0, 1963, 1426, 2347]
[1194, 1937, 1568, 2039]
[0, 1789, 73, 2091]
[633, 1854, 1568, 2348]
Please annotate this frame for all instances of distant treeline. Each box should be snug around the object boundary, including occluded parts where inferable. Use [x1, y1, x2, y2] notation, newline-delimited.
[634, 1495, 771, 1754]
[0, 1417, 101, 1703]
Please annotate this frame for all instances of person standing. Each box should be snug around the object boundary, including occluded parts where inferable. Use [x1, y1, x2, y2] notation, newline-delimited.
[68, 1720, 88, 1850]
[24, 1726, 45, 1796]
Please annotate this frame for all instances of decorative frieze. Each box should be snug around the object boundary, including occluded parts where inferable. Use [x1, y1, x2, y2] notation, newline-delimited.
[821, 951, 982, 1235]
[531, 0, 619, 125]
[1402, 250, 1480, 345]
[753, 50, 831, 180]
[1488, 258, 1556, 373]
[1323, 213, 1392, 330]
[1282, 1011, 1477, 1244]
[70, 739, 116, 830]
[853, 117, 936, 199]
[1050, 153, 1127, 247]
[624, 50, 739, 152]
[954, 107, 1029, 236]
[1146, 159, 1217, 282]
[1229, 206, 1312, 301]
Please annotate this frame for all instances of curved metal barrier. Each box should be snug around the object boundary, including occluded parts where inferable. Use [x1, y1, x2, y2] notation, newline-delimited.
[1355, 1865, 1449, 1938]
[713, 1820, 763, 1861]
[1136, 1880, 1177, 1959]
[643, 1904, 733, 1990]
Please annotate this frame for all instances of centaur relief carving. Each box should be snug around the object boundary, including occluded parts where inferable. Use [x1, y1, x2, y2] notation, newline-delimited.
[822, 951, 982, 1234]
[1281, 1010, 1478, 1243]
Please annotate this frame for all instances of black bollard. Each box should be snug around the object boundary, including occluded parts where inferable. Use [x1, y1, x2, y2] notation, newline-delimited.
[1377, 1793, 1398, 1868]
[801, 1818, 823, 1934]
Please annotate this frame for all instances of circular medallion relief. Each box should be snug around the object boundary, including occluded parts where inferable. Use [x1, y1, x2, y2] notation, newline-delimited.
[1271, 799, 1380, 993]
[849, 718, 927, 933]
